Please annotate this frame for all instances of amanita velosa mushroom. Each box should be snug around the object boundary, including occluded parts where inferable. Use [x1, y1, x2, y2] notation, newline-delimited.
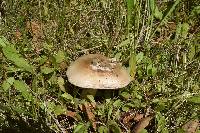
[66, 54, 131, 97]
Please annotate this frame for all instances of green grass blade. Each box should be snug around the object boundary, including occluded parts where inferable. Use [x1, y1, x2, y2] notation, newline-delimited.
[150, 0, 181, 39]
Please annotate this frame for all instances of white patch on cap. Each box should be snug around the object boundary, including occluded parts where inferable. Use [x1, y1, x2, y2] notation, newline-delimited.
[90, 58, 117, 72]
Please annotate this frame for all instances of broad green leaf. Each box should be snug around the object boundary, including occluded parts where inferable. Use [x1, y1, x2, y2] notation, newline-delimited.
[147, 64, 152, 76]
[156, 112, 168, 132]
[122, 106, 129, 112]
[175, 22, 182, 39]
[137, 69, 143, 77]
[2, 45, 35, 73]
[39, 102, 45, 111]
[108, 120, 121, 133]
[73, 123, 87, 133]
[0, 36, 10, 47]
[37, 87, 48, 95]
[13, 80, 33, 101]
[116, 39, 130, 48]
[43, 5, 48, 16]
[191, 6, 200, 16]
[6, 66, 21, 72]
[126, 100, 142, 108]
[46, 101, 56, 112]
[149, 0, 155, 14]
[175, 23, 189, 39]
[155, 101, 166, 112]
[136, 52, 144, 63]
[2, 81, 10, 91]
[57, 77, 65, 91]
[126, 102, 137, 108]
[181, 23, 189, 39]
[57, 77, 64, 86]
[147, 64, 157, 76]
[48, 72, 57, 85]
[188, 45, 196, 60]
[73, 124, 84, 133]
[151, 66, 157, 76]
[151, 0, 181, 38]
[120, 91, 131, 99]
[11, 104, 29, 115]
[1, 77, 15, 91]
[6, 77, 15, 84]
[154, 6, 163, 20]
[161, 127, 169, 133]
[98, 126, 108, 133]
[87, 95, 95, 103]
[54, 50, 65, 63]
[40, 66, 55, 74]
[114, 52, 122, 61]
[176, 128, 185, 133]
[113, 99, 122, 107]
[105, 98, 111, 104]
[61, 93, 73, 101]
[140, 129, 148, 133]
[107, 106, 113, 119]
[54, 105, 66, 115]
[182, 52, 187, 64]
[37, 55, 48, 65]
[43, 43, 54, 51]
[188, 95, 200, 103]
[126, 0, 136, 26]
[13, 58, 34, 73]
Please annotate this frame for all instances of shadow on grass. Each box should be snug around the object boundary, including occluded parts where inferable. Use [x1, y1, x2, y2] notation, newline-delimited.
[0, 112, 54, 133]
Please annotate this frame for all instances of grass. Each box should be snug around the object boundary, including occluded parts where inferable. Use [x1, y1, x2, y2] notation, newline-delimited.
[0, 0, 200, 132]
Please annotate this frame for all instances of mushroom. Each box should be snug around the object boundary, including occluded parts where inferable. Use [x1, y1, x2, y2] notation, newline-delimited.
[66, 54, 131, 97]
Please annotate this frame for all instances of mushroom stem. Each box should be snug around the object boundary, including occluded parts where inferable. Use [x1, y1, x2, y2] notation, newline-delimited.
[81, 89, 97, 98]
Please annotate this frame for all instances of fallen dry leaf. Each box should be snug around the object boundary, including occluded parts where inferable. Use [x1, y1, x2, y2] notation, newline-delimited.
[26, 20, 44, 54]
[122, 113, 135, 125]
[90, 101, 96, 109]
[14, 29, 22, 40]
[26, 20, 44, 40]
[121, 111, 144, 125]
[79, 104, 84, 111]
[66, 111, 77, 121]
[152, 21, 176, 44]
[132, 116, 153, 133]
[59, 61, 68, 71]
[134, 113, 144, 122]
[83, 102, 96, 130]
[182, 119, 199, 133]
[120, 110, 145, 132]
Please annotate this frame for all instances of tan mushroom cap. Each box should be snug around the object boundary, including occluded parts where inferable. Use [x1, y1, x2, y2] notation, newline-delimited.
[66, 54, 131, 89]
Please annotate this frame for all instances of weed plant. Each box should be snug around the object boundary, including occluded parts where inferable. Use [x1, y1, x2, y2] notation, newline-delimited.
[0, 0, 200, 132]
